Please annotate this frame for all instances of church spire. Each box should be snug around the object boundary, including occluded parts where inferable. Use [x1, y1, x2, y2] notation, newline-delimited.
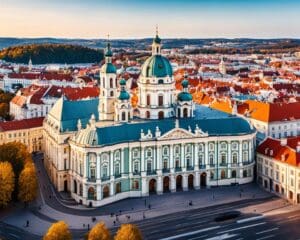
[152, 26, 161, 55]
[105, 34, 113, 63]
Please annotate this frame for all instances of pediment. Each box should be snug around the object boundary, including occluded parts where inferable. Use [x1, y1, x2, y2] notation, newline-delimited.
[158, 128, 195, 140]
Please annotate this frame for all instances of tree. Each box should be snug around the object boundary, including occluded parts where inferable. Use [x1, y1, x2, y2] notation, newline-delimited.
[18, 162, 38, 205]
[43, 221, 72, 240]
[88, 222, 111, 240]
[114, 224, 142, 240]
[0, 162, 15, 207]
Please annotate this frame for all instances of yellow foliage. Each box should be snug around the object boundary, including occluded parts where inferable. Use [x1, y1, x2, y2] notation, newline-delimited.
[0, 162, 15, 207]
[18, 163, 38, 203]
[114, 224, 143, 240]
[88, 222, 111, 240]
[43, 221, 72, 240]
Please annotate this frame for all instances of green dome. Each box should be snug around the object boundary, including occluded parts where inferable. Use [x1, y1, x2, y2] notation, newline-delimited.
[101, 63, 116, 74]
[141, 55, 173, 78]
[119, 90, 130, 100]
[119, 79, 126, 85]
[182, 79, 189, 88]
[178, 92, 192, 101]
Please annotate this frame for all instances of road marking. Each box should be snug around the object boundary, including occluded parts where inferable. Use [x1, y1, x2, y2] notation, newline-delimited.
[256, 234, 275, 240]
[204, 233, 238, 240]
[236, 216, 264, 224]
[160, 226, 221, 240]
[256, 228, 278, 235]
[217, 222, 266, 234]
[175, 220, 207, 227]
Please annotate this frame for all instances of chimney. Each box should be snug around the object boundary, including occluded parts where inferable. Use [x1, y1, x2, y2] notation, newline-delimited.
[280, 138, 287, 146]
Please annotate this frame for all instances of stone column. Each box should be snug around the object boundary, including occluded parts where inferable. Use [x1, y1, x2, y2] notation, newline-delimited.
[110, 151, 114, 176]
[194, 171, 200, 190]
[97, 154, 101, 179]
[170, 145, 174, 169]
[194, 143, 199, 169]
[96, 185, 102, 200]
[228, 142, 231, 168]
[141, 147, 145, 172]
[205, 142, 209, 166]
[110, 178, 115, 196]
[239, 141, 243, 167]
[129, 147, 132, 173]
[157, 175, 163, 195]
[181, 144, 185, 168]
[183, 173, 188, 191]
[170, 174, 176, 192]
[141, 173, 148, 196]
[121, 149, 125, 174]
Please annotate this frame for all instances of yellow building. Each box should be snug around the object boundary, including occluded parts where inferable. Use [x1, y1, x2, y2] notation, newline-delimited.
[0, 117, 44, 153]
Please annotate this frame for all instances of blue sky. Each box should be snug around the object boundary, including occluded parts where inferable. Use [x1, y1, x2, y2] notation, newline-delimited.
[0, 0, 299, 38]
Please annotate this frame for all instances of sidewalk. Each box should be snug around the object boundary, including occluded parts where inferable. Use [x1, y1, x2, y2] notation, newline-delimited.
[1, 183, 282, 236]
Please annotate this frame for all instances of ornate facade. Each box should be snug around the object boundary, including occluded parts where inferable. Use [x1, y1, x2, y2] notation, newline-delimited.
[43, 33, 256, 207]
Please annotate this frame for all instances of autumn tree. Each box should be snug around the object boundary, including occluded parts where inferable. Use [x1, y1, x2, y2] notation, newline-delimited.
[43, 221, 72, 240]
[0, 162, 15, 207]
[87, 222, 111, 240]
[18, 162, 38, 205]
[114, 224, 142, 240]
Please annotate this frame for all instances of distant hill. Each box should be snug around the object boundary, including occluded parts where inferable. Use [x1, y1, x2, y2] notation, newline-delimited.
[0, 43, 104, 64]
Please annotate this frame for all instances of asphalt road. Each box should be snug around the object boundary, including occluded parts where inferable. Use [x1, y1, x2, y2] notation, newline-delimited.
[108, 200, 300, 240]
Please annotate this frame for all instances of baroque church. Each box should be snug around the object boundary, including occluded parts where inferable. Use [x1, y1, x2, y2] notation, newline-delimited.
[43, 32, 256, 206]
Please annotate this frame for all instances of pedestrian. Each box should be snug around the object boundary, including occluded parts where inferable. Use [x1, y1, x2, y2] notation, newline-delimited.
[239, 192, 242, 198]
[83, 223, 85, 228]
[26, 220, 29, 227]
[88, 224, 90, 230]
[113, 220, 116, 226]
[144, 199, 147, 207]
[143, 212, 146, 219]
[148, 204, 151, 209]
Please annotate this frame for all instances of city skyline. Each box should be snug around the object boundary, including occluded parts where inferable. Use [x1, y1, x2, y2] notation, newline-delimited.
[1, 0, 300, 39]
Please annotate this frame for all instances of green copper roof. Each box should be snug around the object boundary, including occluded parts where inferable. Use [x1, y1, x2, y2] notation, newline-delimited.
[141, 55, 173, 78]
[182, 79, 189, 88]
[101, 62, 116, 74]
[118, 90, 130, 100]
[177, 92, 193, 101]
[153, 34, 161, 44]
[119, 79, 126, 85]
[48, 97, 99, 132]
[105, 42, 113, 57]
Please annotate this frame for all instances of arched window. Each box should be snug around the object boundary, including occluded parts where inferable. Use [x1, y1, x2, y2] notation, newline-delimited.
[102, 164, 108, 178]
[160, 158, 167, 169]
[133, 161, 139, 173]
[146, 148, 152, 157]
[79, 184, 83, 196]
[175, 145, 180, 155]
[209, 143, 214, 151]
[163, 146, 169, 156]
[221, 153, 226, 165]
[103, 185, 110, 198]
[183, 108, 188, 117]
[175, 158, 180, 168]
[243, 170, 248, 178]
[232, 152, 238, 164]
[122, 112, 126, 121]
[88, 187, 95, 200]
[186, 157, 191, 168]
[243, 142, 248, 150]
[132, 180, 139, 190]
[186, 144, 191, 153]
[89, 154, 96, 179]
[147, 160, 152, 172]
[116, 182, 121, 194]
[198, 154, 204, 166]
[110, 91, 114, 97]
[110, 78, 113, 88]
[158, 95, 164, 106]
[221, 170, 226, 179]
[209, 154, 214, 165]
[232, 170, 236, 178]
[114, 162, 120, 176]
[221, 143, 227, 150]
[199, 144, 204, 152]
[147, 94, 151, 106]
[243, 151, 248, 162]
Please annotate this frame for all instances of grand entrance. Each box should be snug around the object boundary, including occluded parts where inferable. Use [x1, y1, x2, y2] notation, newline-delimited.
[103, 185, 110, 199]
[176, 175, 183, 191]
[200, 172, 207, 187]
[188, 174, 194, 189]
[158, 111, 164, 119]
[149, 179, 157, 194]
[163, 176, 170, 192]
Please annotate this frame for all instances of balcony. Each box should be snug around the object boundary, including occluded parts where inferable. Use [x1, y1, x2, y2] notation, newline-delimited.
[220, 162, 227, 167]
[114, 173, 121, 179]
[187, 166, 194, 171]
[147, 170, 156, 176]
[175, 167, 182, 172]
[162, 168, 170, 173]
[133, 171, 140, 176]
[199, 165, 206, 169]
[101, 176, 110, 182]
[88, 178, 96, 183]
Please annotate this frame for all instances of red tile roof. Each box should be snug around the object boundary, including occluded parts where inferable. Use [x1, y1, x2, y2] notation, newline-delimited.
[241, 100, 300, 122]
[257, 137, 300, 167]
[8, 72, 73, 81]
[0, 117, 44, 132]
